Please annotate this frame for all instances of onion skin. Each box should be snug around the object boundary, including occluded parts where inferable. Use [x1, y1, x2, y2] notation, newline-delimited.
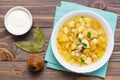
[27, 54, 44, 72]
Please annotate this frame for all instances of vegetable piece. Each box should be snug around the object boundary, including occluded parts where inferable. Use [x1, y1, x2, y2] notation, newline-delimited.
[27, 54, 44, 72]
[63, 27, 69, 34]
[69, 37, 73, 41]
[77, 25, 85, 33]
[57, 34, 69, 41]
[78, 38, 82, 43]
[87, 32, 91, 38]
[0, 48, 14, 60]
[90, 29, 98, 38]
[83, 49, 90, 54]
[82, 39, 89, 48]
[82, 43, 87, 48]
[71, 42, 77, 50]
[68, 20, 75, 27]
[90, 41, 96, 50]
[80, 58, 85, 63]
[15, 27, 45, 53]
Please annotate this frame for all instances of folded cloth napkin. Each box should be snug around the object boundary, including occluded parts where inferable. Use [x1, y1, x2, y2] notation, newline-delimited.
[45, 1, 117, 78]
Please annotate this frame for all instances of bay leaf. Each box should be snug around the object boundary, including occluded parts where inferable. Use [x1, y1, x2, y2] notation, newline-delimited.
[14, 27, 45, 53]
[15, 41, 42, 53]
[34, 27, 45, 48]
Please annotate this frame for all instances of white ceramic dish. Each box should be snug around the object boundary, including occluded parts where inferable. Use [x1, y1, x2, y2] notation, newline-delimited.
[4, 6, 33, 35]
[51, 10, 114, 73]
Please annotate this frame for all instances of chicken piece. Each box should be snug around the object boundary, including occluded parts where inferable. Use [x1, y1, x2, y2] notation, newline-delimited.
[92, 38, 98, 44]
[85, 57, 92, 65]
[71, 51, 80, 57]
[78, 34, 84, 39]
[77, 45, 83, 51]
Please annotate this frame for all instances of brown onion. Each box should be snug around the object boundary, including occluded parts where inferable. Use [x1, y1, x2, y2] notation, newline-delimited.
[27, 54, 44, 72]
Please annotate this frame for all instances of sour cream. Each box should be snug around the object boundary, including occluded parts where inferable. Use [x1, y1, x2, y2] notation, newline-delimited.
[4, 6, 32, 35]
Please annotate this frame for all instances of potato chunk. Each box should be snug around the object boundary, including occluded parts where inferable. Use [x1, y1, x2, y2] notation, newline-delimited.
[57, 34, 69, 41]
[68, 20, 75, 27]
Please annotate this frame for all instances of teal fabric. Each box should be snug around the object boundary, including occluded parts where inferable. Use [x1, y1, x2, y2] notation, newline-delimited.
[45, 1, 117, 78]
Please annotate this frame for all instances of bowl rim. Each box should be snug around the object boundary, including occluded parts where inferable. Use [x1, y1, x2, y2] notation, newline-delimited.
[4, 6, 33, 35]
[51, 10, 114, 73]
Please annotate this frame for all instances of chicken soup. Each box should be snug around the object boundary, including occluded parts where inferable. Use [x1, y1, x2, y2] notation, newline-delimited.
[56, 16, 107, 66]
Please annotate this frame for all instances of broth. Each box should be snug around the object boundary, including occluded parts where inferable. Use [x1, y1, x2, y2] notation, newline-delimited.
[57, 16, 107, 66]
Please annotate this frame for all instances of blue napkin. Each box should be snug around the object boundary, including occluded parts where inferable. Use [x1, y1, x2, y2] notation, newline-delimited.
[45, 1, 117, 78]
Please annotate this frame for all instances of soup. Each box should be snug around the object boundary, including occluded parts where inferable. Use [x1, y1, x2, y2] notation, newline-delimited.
[56, 16, 107, 66]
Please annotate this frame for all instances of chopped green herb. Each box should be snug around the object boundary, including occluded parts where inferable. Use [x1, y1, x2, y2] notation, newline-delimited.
[87, 32, 91, 38]
[78, 38, 82, 43]
[82, 43, 87, 48]
[80, 58, 85, 63]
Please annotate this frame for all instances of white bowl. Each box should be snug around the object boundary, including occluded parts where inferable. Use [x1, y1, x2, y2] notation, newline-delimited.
[51, 10, 114, 73]
[4, 6, 33, 35]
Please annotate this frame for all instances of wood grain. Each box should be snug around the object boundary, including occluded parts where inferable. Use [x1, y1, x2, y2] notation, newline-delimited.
[0, 62, 119, 80]
[0, 0, 120, 80]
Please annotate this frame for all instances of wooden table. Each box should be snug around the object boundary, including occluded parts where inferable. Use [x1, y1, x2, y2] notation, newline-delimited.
[0, 0, 120, 80]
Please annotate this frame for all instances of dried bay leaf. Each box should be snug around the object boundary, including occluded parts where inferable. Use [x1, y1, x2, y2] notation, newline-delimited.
[14, 27, 45, 53]
[34, 27, 45, 48]
[15, 41, 42, 53]
[15, 41, 33, 53]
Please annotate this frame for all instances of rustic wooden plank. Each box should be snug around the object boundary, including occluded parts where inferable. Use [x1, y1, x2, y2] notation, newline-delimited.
[110, 52, 120, 62]
[0, 28, 52, 40]
[105, 0, 120, 8]
[0, 61, 119, 80]
[115, 29, 120, 43]
[0, 0, 120, 79]
[0, 0, 119, 13]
